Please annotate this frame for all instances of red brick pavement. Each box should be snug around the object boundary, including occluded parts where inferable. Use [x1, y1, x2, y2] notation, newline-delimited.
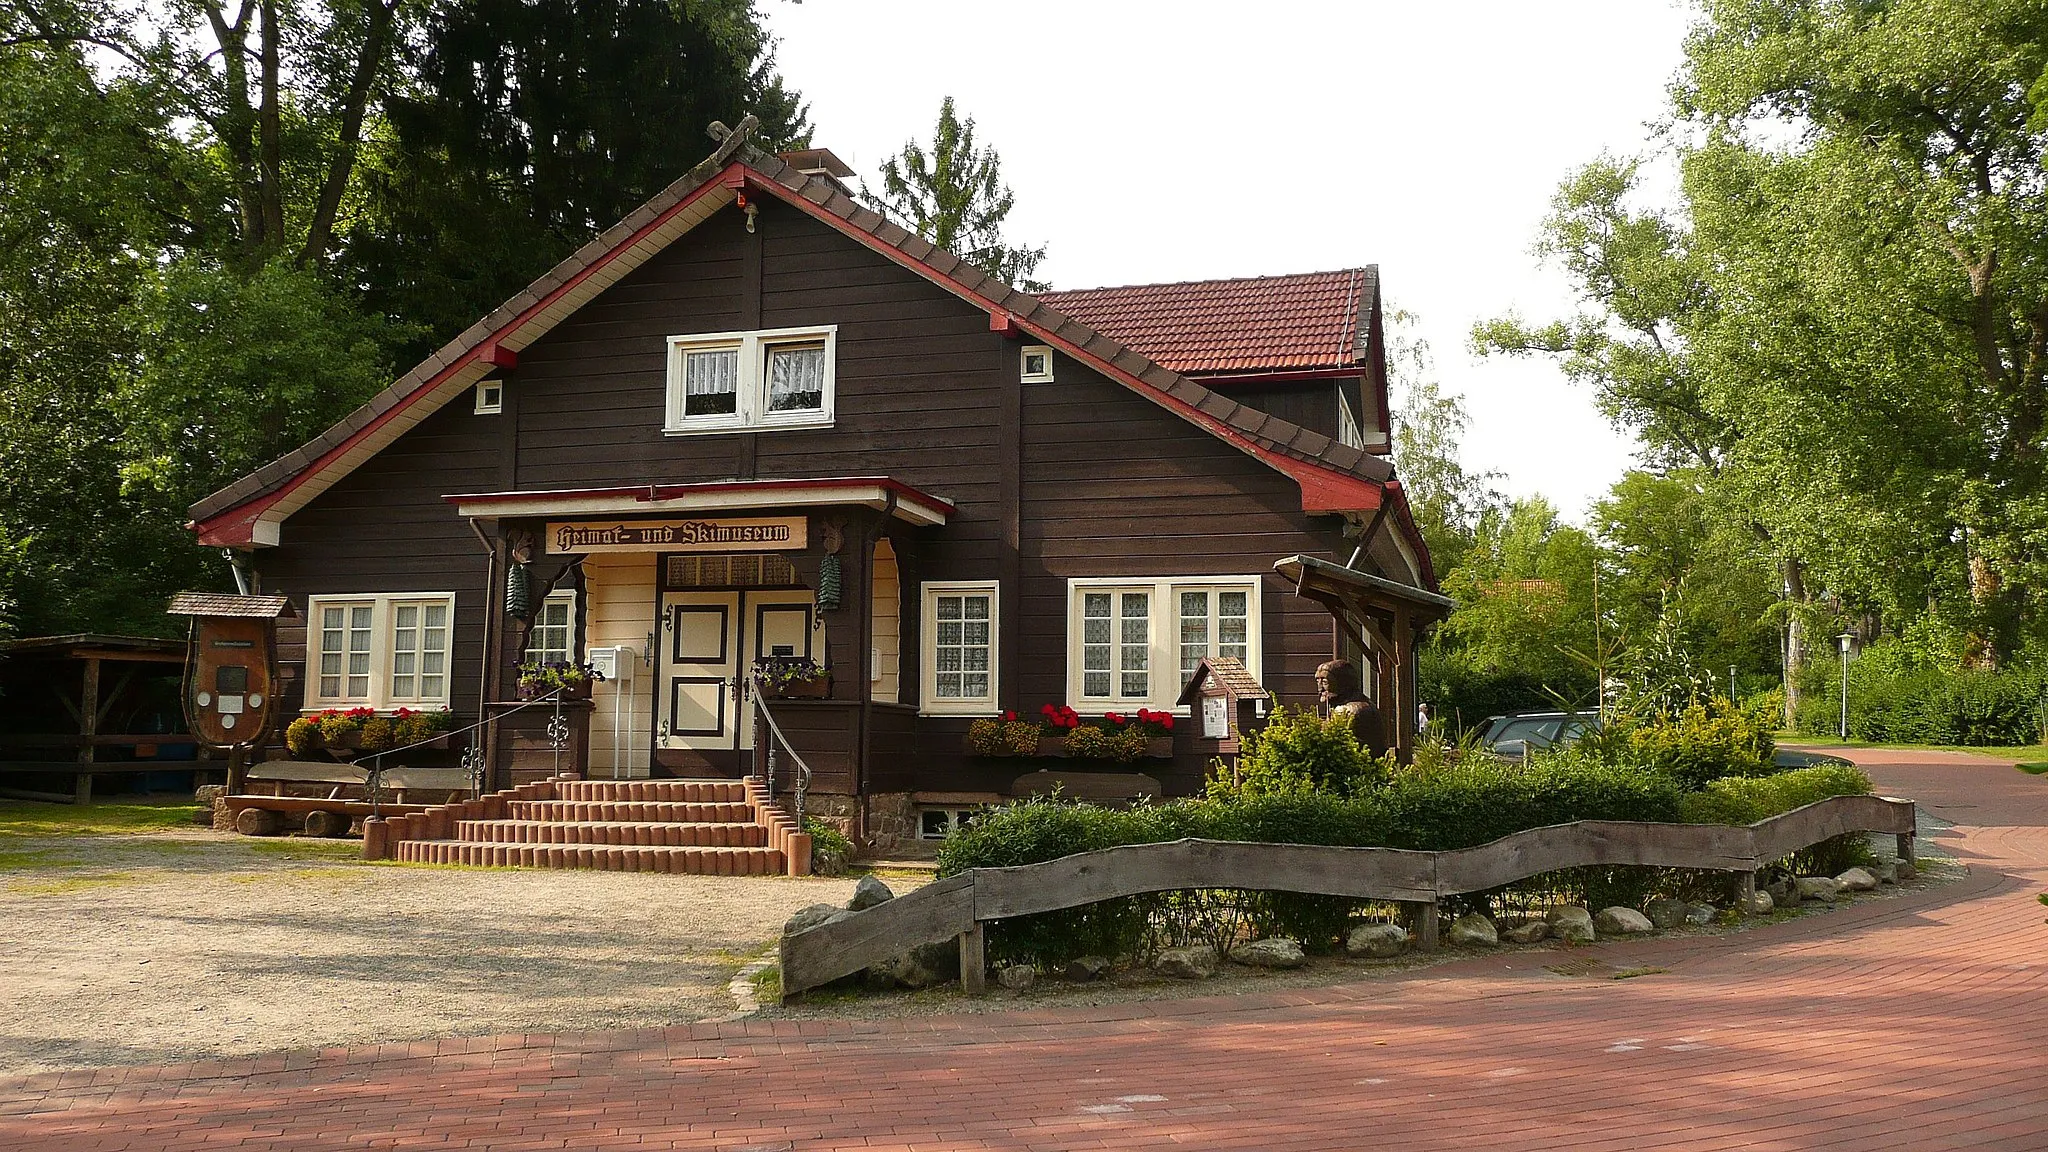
[4, 748, 2045, 1151]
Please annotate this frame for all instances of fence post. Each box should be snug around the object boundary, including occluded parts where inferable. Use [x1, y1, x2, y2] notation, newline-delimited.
[959, 922, 987, 995]
[1416, 901, 1440, 951]
[1736, 870, 1757, 918]
[1897, 832, 1915, 863]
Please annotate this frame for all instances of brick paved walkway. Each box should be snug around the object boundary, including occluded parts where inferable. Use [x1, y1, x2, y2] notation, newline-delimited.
[5, 748, 2045, 1151]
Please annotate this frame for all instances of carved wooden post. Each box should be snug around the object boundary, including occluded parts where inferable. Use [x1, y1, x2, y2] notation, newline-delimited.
[959, 922, 987, 995]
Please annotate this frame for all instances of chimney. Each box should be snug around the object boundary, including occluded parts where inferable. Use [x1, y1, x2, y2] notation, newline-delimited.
[777, 148, 858, 197]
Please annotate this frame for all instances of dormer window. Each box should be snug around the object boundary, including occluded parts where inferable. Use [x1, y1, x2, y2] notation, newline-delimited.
[666, 326, 837, 434]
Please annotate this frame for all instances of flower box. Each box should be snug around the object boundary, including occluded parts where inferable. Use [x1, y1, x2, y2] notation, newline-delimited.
[760, 674, 831, 700]
[1036, 735, 1174, 760]
[519, 677, 593, 701]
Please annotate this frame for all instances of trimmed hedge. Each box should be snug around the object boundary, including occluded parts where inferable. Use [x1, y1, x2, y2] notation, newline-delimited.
[934, 752, 1880, 969]
[1796, 660, 2047, 746]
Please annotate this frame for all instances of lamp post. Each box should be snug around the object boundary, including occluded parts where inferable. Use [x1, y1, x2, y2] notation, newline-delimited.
[1837, 632, 1855, 740]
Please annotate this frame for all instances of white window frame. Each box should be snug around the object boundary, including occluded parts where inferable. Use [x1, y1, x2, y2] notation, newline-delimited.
[523, 590, 576, 667]
[1065, 576, 1263, 711]
[920, 580, 1000, 715]
[664, 325, 837, 435]
[305, 593, 458, 711]
[1020, 344, 1054, 383]
[474, 379, 504, 415]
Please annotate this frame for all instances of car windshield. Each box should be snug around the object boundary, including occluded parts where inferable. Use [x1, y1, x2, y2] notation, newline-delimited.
[1492, 718, 1562, 746]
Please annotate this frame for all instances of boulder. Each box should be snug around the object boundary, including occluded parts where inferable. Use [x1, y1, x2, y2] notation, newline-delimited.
[996, 964, 1036, 991]
[1835, 867, 1878, 892]
[1595, 906, 1654, 936]
[1447, 913, 1498, 947]
[1794, 876, 1840, 903]
[868, 940, 960, 989]
[1232, 938, 1307, 969]
[1683, 902, 1717, 926]
[811, 846, 849, 878]
[1503, 921, 1550, 945]
[1546, 906, 1596, 944]
[1346, 923, 1410, 958]
[1153, 946, 1219, 979]
[1742, 889, 1775, 915]
[1764, 877, 1797, 907]
[847, 875, 895, 911]
[193, 785, 225, 825]
[783, 903, 846, 937]
[1894, 858, 1917, 882]
[1869, 860, 1897, 885]
[1644, 897, 1691, 930]
[1064, 955, 1112, 983]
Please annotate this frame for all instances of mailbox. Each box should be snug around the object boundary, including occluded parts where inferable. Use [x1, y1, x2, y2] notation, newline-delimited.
[167, 592, 292, 749]
[1176, 656, 1272, 758]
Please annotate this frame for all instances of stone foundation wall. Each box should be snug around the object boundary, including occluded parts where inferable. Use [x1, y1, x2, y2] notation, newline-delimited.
[863, 792, 916, 857]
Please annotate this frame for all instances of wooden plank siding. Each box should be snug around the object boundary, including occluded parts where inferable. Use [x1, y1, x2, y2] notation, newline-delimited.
[245, 195, 1364, 797]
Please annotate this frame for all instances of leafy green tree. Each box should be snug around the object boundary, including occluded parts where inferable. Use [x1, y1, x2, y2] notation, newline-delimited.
[1387, 310, 1503, 575]
[868, 96, 1049, 291]
[348, 0, 810, 358]
[1437, 497, 1603, 700]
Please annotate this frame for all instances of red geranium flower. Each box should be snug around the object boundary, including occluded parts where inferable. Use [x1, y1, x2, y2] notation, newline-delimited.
[1105, 712, 1125, 725]
[1002, 710, 1016, 721]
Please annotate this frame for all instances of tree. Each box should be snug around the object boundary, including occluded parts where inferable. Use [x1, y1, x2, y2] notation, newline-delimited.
[867, 97, 1049, 292]
[1387, 310, 1503, 575]
[348, 0, 810, 358]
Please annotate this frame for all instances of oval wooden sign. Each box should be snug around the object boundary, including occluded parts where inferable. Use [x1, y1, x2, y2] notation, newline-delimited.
[185, 617, 281, 748]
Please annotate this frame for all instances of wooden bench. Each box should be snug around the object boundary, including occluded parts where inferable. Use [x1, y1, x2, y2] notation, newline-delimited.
[225, 761, 472, 836]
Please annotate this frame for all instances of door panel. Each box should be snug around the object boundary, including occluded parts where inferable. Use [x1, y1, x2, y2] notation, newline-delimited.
[659, 593, 738, 753]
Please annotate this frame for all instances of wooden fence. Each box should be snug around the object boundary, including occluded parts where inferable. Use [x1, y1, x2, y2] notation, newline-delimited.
[780, 793, 1917, 1000]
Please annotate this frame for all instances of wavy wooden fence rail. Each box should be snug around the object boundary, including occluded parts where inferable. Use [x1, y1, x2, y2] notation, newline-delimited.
[779, 794, 1917, 1000]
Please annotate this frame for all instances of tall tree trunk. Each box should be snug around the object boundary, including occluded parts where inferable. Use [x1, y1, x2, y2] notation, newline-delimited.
[257, 0, 286, 252]
[1782, 556, 1807, 729]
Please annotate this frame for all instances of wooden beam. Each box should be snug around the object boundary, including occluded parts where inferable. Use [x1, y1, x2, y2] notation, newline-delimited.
[958, 922, 987, 995]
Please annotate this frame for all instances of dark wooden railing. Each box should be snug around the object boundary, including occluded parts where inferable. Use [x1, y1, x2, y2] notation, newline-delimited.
[779, 793, 1917, 1000]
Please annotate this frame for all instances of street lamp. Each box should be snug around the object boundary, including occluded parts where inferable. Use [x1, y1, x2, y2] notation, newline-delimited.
[1837, 632, 1856, 740]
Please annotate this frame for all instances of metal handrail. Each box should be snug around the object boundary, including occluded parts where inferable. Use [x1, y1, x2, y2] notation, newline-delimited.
[746, 673, 813, 825]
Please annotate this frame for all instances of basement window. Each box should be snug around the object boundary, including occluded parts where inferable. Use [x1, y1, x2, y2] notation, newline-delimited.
[918, 808, 980, 840]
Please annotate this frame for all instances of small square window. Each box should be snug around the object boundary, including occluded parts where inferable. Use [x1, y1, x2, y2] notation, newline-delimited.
[1020, 345, 1054, 383]
[474, 380, 504, 414]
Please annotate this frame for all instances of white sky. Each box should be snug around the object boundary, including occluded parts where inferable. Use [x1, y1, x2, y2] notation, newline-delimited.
[762, 1, 1696, 520]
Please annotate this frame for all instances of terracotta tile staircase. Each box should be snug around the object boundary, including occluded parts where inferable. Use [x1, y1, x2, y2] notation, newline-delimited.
[362, 774, 812, 876]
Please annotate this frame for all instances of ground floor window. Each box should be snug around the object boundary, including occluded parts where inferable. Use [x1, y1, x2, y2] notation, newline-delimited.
[307, 593, 457, 710]
[920, 581, 999, 714]
[523, 591, 576, 666]
[1067, 577, 1261, 710]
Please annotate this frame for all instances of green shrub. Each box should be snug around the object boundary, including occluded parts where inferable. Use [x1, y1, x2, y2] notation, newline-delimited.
[1796, 642, 2047, 746]
[1377, 749, 1681, 851]
[1211, 705, 1383, 798]
[1618, 700, 1776, 790]
[1677, 763, 1872, 826]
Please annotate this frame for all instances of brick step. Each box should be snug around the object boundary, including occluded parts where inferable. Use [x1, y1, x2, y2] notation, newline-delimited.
[394, 839, 785, 874]
[453, 819, 768, 847]
[553, 778, 747, 804]
[506, 800, 752, 823]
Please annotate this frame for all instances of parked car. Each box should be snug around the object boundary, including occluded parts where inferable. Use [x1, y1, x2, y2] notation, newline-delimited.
[1475, 710, 1599, 759]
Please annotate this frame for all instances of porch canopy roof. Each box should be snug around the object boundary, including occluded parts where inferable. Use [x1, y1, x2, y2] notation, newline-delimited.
[1272, 553, 1456, 631]
[443, 475, 956, 527]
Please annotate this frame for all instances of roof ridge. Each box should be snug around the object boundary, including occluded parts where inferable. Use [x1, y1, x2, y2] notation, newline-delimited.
[189, 143, 1392, 534]
[1037, 268, 1372, 297]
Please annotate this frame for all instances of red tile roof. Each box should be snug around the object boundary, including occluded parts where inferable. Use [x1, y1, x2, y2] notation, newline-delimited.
[1037, 269, 1371, 376]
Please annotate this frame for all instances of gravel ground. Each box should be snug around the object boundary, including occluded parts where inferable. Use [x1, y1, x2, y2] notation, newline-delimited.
[0, 826, 861, 1077]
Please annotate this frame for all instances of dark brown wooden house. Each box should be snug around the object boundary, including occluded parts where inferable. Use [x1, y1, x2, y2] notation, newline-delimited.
[186, 133, 1442, 850]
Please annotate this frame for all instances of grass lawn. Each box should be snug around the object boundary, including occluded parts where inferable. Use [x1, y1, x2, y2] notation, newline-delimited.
[0, 797, 203, 837]
[0, 797, 369, 881]
[1776, 733, 2048, 761]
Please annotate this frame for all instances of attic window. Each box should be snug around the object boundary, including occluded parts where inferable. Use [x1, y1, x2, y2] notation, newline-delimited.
[666, 326, 837, 434]
[474, 380, 504, 415]
[1020, 345, 1054, 383]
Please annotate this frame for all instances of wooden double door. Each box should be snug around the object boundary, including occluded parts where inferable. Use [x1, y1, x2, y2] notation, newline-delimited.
[655, 589, 816, 770]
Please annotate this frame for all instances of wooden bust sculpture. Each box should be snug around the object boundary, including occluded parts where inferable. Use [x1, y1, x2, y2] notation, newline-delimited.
[1316, 658, 1389, 759]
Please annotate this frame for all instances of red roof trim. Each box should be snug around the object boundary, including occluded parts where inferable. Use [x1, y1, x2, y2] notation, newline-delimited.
[193, 174, 737, 546]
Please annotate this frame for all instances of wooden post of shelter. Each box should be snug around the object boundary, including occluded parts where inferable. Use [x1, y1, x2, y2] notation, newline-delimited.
[75, 657, 100, 804]
[1271, 555, 1455, 764]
